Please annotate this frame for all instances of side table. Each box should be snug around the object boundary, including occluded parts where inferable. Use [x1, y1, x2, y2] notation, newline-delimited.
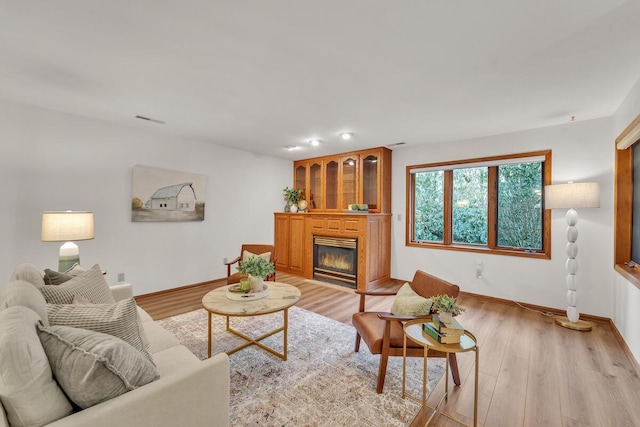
[403, 318, 479, 427]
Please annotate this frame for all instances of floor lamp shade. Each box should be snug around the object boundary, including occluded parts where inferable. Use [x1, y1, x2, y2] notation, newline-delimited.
[544, 182, 600, 331]
[41, 211, 94, 271]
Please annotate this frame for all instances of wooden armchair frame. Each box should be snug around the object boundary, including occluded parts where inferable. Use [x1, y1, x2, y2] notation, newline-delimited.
[352, 270, 461, 393]
[224, 244, 277, 285]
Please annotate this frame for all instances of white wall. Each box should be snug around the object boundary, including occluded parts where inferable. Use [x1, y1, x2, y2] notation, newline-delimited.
[612, 76, 640, 363]
[391, 117, 614, 319]
[0, 99, 291, 295]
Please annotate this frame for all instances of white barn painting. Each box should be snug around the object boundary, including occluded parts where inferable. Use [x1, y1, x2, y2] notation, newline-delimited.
[132, 165, 206, 222]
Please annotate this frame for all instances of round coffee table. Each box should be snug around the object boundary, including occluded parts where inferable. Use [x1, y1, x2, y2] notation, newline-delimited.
[201, 282, 301, 360]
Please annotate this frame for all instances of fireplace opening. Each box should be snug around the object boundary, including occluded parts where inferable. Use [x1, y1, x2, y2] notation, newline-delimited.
[313, 236, 357, 288]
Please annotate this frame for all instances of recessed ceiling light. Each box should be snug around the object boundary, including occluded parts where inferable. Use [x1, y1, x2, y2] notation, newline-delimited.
[340, 132, 353, 141]
[309, 139, 321, 146]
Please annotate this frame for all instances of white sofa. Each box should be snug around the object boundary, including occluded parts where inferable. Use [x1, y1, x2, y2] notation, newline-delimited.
[0, 264, 230, 427]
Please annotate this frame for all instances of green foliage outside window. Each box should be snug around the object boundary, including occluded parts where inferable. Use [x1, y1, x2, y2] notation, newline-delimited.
[412, 158, 544, 252]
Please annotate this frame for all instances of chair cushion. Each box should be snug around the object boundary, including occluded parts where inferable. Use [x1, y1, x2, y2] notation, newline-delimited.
[352, 311, 423, 354]
[0, 306, 73, 427]
[40, 264, 115, 305]
[242, 250, 272, 262]
[36, 323, 159, 409]
[390, 283, 433, 315]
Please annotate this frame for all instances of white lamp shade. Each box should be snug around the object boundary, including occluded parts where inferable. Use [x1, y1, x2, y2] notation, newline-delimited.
[41, 211, 95, 242]
[544, 182, 600, 210]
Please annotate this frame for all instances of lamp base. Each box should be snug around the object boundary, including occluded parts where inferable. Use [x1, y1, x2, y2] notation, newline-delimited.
[554, 316, 592, 332]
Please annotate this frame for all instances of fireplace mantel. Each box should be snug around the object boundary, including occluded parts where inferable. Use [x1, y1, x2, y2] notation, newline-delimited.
[274, 212, 391, 291]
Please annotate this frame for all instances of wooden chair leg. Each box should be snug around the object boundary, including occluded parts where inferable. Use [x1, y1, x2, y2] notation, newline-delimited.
[449, 353, 461, 386]
[355, 333, 361, 352]
[376, 351, 389, 394]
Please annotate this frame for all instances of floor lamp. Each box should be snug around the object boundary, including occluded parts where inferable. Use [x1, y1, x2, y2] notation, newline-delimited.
[544, 182, 600, 331]
[41, 211, 95, 271]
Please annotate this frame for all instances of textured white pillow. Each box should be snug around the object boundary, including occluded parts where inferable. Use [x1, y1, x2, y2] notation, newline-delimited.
[0, 280, 50, 326]
[390, 283, 433, 316]
[242, 250, 271, 262]
[36, 323, 159, 409]
[40, 264, 115, 305]
[47, 297, 153, 363]
[0, 306, 72, 426]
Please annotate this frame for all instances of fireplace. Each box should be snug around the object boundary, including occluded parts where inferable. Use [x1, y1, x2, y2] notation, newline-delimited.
[313, 236, 358, 287]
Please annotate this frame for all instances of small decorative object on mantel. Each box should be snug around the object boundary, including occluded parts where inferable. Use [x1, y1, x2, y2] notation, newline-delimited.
[283, 187, 304, 213]
[346, 204, 369, 213]
[431, 294, 464, 324]
[297, 199, 308, 213]
[236, 255, 275, 293]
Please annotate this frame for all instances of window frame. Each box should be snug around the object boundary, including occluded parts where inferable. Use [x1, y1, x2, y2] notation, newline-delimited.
[406, 150, 551, 259]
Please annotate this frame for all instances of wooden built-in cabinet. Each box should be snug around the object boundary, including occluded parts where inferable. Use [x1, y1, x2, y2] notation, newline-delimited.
[274, 212, 391, 291]
[293, 147, 391, 213]
[277, 147, 392, 291]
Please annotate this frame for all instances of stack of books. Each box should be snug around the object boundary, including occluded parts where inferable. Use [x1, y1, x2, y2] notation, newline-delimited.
[422, 314, 465, 344]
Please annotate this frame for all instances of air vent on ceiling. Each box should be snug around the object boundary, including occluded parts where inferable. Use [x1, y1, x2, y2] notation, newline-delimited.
[135, 115, 166, 124]
[386, 142, 407, 147]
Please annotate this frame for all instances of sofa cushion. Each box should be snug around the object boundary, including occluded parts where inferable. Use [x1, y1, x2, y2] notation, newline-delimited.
[151, 345, 200, 377]
[36, 323, 159, 409]
[9, 263, 45, 288]
[0, 306, 73, 427]
[143, 321, 180, 354]
[40, 264, 115, 305]
[390, 282, 433, 316]
[0, 280, 49, 326]
[47, 297, 153, 363]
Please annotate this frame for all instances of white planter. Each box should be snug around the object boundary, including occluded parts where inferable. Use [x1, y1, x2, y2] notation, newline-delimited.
[289, 204, 298, 213]
[249, 275, 264, 293]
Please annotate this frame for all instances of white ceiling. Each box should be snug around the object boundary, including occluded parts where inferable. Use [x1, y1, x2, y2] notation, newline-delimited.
[1, 1, 639, 160]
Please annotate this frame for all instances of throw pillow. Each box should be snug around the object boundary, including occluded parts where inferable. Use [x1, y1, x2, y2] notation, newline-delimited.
[242, 250, 271, 262]
[0, 306, 72, 426]
[43, 269, 73, 286]
[390, 282, 433, 316]
[39, 264, 115, 305]
[64, 262, 85, 277]
[46, 297, 153, 363]
[0, 280, 50, 326]
[36, 323, 159, 409]
[9, 263, 45, 288]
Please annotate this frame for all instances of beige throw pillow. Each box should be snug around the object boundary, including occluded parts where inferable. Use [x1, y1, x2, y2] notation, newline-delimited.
[0, 307, 72, 426]
[40, 264, 115, 305]
[390, 283, 433, 316]
[0, 280, 50, 326]
[46, 297, 153, 363]
[36, 323, 159, 409]
[242, 250, 271, 262]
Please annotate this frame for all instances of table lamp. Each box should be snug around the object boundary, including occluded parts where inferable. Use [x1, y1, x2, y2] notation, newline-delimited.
[41, 211, 94, 271]
[544, 182, 600, 331]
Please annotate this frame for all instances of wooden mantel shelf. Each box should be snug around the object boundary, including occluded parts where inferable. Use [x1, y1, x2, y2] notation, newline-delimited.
[274, 212, 391, 291]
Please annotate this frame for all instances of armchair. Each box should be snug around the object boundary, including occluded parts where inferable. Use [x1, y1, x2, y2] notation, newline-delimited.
[225, 244, 276, 285]
[352, 270, 461, 393]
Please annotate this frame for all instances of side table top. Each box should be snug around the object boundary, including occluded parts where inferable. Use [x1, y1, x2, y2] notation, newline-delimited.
[202, 281, 301, 316]
[404, 318, 477, 353]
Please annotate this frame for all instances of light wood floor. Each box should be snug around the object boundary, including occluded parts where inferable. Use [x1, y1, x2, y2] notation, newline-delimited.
[135, 273, 640, 427]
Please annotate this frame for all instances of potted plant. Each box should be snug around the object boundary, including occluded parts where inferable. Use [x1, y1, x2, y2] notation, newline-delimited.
[236, 256, 275, 292]
[431, 294, 465, 323]
[283, 187, 304, 212]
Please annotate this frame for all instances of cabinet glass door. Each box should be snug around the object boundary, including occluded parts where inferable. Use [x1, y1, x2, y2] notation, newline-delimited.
[295, 164, 306, 199]
[342, 156, 358, 209]
[325, 160, 339, 210]
[309, 162, 322, 210]
[362, 154, 378, 210]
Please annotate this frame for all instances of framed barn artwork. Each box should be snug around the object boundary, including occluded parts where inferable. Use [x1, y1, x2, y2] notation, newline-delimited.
[131, 165, 206, 222]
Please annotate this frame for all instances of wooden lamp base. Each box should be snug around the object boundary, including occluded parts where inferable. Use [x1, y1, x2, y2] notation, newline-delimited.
[554, 316, 592, 331]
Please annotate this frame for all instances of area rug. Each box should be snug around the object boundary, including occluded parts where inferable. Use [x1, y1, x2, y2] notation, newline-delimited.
[157, 306, 445, 426]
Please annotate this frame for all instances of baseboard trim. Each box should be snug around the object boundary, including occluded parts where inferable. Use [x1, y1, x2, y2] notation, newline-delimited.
[134, 277, 226, 303]
[608, 318, 640, 376]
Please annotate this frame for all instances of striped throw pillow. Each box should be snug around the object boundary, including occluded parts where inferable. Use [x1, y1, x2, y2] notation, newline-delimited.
[40, 264, 114, 305]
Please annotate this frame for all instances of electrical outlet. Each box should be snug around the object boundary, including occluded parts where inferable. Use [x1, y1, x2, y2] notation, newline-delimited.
[223, 257, 228, 264]
[117, 272, 125, 282]
[397, 214, 402, 221]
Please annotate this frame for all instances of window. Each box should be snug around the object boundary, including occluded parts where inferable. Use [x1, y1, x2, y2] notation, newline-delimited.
[407, 150, 551, 258]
